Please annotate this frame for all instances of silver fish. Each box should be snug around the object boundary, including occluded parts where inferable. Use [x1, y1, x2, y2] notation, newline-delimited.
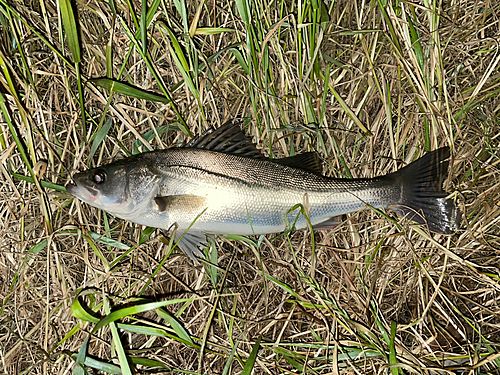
[67, 121, 460, 259]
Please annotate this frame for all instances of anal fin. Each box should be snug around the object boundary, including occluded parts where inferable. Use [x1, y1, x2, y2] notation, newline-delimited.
[313, 216, 342, 230]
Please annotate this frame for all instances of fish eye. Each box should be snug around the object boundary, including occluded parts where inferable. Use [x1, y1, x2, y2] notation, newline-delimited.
[92, 170, 106, 184]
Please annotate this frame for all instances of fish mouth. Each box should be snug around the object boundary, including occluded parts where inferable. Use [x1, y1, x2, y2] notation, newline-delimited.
[66, 180, 98, 202]
[66, 182, 77, 194]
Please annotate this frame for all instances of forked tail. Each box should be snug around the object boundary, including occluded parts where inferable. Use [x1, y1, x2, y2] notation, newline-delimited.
[386, 147, 460, 233]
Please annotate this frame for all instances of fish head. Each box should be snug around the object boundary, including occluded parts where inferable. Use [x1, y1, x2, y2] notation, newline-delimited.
[67, 160, 158, 217]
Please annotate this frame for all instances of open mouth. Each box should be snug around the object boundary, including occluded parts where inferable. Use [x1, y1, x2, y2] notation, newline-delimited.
[66, 180, 97, 202]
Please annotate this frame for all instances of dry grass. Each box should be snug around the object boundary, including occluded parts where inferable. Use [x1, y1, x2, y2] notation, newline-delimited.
[0, 0, 499, 374]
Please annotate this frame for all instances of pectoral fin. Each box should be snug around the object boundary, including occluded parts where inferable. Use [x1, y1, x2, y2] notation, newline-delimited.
[155, 195, 208, 262]
[154, 194, 206, 213]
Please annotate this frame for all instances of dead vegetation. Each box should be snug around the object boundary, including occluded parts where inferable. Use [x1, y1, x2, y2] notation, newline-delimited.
[0, 0, 499, 373]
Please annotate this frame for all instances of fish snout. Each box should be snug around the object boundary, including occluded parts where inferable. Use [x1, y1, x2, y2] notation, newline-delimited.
[65, 175, 97, 202]
[66, 181, 77, 195]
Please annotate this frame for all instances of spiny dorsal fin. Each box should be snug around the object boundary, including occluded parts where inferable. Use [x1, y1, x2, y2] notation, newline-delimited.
[186, 119, 263, 158]
[273, 152, 323, 175]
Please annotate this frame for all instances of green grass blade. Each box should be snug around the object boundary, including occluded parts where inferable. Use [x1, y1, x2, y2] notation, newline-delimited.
[58, 0, 85, 137]
[222, 342, 238, 375]
[71, 297, 100, 324]
[173, 0, 188, 32]
[0, 92, 33, 173]
[193, 27, 234, 35]
[109, 321, 133, 375]
[71, 354, 122, 374]
[89, 231, 131, 251]
[327, 84, 371, 135]
[156, 308, 194, 345]
[82, 232, 110, 271]
[377, 0, 402, 54]
[75, 62, 86, 138]
[388, 321, 399, 375]
[72, 336, 89, 375]
[129, 356, 170, 370]
[229, 47, 249, 74]
[91, 78, 170, 103]
[235, 0, 250, 25]
[58, 0, 81, 63]
[241, 336, 261, 375]
[29, 239, 48, 254]
[118, 17, 190, 135]
[159, 24, 200, 100]
[140, 0, 147, 54]
[162, 25, 189, 72]
[273, 347, 304, 372]
[11, 173, 66, 192]
[89, 117, 112, 159]
[116, 322, 169, 337]
[265, 274, 300, 299]
[124, 0, 139, 30]
[407, 14, 424, 72]
[92, 299, 194, 332]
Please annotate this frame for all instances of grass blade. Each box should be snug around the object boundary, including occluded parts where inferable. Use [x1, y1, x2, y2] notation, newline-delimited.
[58, 0, 81, 63]
[92, 299, 193, 332]
[194, 27, 234, 35]
[72, 337, 90, 375]
[388, 321, 399, 375]
[89, 118, 113, 159]
[159, 23, 200, 101]
[0, 92, 33, 173]
[11, 173, 66, 192]
[71, 297, 100, 324]
[71, 354, 122, 374]
[156, 308, 194, 345]
[242, 336, 261, 375]
[140, 0, 147, 54]
[109, 321, 133, 375]
[118, 17, 190, 135]
[91, 78, 171, 103]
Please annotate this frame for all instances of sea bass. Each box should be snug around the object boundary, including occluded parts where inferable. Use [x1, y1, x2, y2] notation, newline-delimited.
[67, 121, 460, 260]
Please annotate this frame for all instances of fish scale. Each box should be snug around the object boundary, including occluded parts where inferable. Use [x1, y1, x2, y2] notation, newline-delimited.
[152, 154, 377, 227]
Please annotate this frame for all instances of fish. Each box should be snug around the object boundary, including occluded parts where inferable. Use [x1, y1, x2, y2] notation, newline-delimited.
[67, 121, 460, 260]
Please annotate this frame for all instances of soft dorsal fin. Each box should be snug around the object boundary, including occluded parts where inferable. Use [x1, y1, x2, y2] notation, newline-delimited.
[273, 152, 323, 175]
[186, 119, 263, 158]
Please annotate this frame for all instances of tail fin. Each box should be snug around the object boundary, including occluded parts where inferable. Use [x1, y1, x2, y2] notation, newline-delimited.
[387, 147, 460, 234]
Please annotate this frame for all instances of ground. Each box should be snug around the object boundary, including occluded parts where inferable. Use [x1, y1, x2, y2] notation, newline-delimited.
[0, 0, 499, 374]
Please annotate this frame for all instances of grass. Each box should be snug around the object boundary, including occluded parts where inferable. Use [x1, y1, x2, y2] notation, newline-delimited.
[0, 0, 499, 373]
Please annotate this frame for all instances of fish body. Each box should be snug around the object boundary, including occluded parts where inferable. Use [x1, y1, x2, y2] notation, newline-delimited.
[68, 122, 460, 259]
